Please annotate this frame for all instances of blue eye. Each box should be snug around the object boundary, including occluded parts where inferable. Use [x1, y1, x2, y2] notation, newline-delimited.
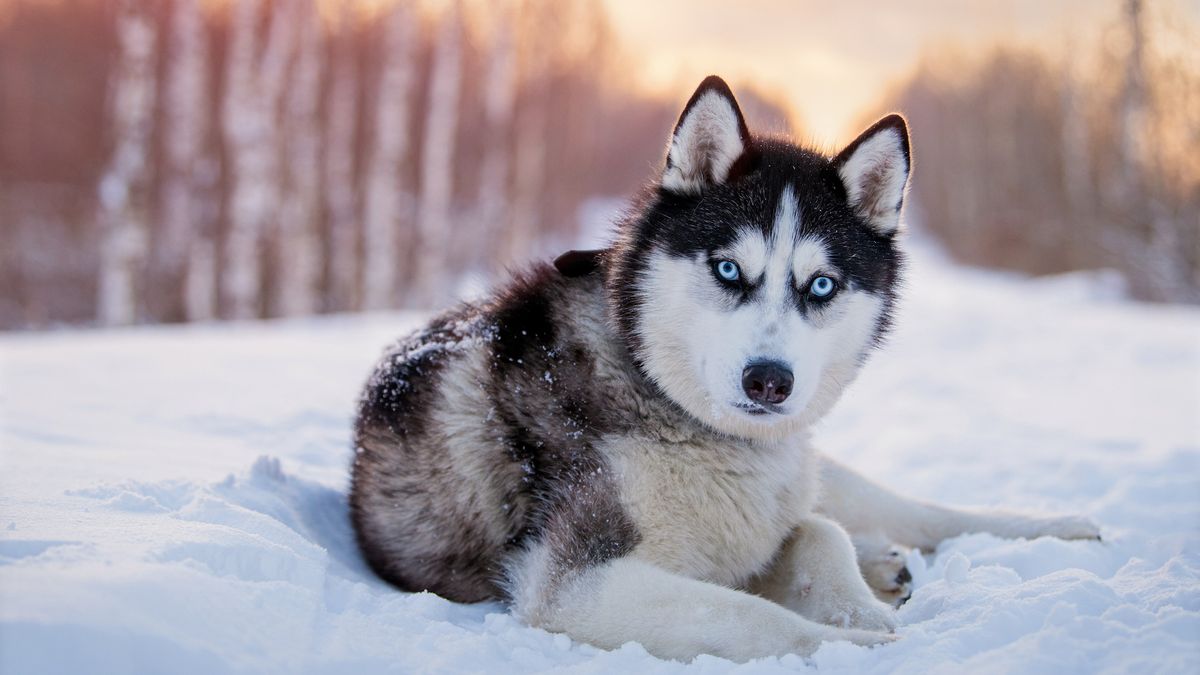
[809, 276, 836, 298]
[715, 260, 741, 282]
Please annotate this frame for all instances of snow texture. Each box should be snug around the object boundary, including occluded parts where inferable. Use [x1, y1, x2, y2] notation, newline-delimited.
[2, 243, 1198, 674]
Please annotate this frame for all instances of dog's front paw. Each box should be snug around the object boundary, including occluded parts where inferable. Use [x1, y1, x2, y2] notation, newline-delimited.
[1034, 514, 1102, 541]
[857, 542, 914, 607]
[790, 558, 898, 632]
[826, 596, 897, 633]
[792, 623, 897, 657]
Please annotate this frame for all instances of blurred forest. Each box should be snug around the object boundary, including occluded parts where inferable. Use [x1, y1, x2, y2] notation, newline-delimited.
[0, 0, 1195, 330]
[0, 0, 790, 327]
[888, 0, 1199, 303]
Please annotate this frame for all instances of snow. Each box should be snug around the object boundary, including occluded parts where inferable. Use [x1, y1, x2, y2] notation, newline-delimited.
[2, 242, 1199, 673]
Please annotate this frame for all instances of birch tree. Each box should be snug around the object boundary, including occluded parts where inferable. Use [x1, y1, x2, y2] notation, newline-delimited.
[1059, 55, 1095, 271]
[324, 1, 360, 312]
[1112, 0, 1180, 299]
[162, 0, 217, 321]
[413, 1, 464, 305]
[96, 0, 157, 326]
[222, 0, 296, 319]
[1124, 0, 1192, 302]
[361, 1, 418, 311]
[1115, 0, 1148, 207]
[1060, 55, 1091, 221]
[471, 2, 517, 272]
[505, 0, 553, 267]
[275, 1, 323, 316]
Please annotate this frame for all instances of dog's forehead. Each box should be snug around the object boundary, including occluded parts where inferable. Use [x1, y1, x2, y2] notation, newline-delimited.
[719, 186, 831, 281]
[791, 237, 829, 280]
[640, 148, 892, 294]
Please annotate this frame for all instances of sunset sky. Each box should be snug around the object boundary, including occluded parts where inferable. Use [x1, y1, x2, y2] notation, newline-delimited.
[599, 0, 1141, 144]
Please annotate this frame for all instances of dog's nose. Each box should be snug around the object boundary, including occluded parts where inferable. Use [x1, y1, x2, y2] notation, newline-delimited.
[741, 362, 794, 405]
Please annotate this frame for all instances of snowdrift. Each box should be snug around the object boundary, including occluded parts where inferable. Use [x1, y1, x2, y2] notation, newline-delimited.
[2, 251, 1198, 673]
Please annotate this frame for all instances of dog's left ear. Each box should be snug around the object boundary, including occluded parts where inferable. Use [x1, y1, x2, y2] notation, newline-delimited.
[834, 114, 911, 236]
[553, 249, 606, 277]
[661, 75, 753, 195]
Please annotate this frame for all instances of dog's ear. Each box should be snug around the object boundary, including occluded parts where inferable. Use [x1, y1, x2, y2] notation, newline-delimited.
[661, 76, 753, 195]
[553, 249, 606, 277]
[834, 114, 911, 236]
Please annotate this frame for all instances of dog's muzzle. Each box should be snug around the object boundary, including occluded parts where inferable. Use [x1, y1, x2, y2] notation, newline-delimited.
[741, 361, 794, 406]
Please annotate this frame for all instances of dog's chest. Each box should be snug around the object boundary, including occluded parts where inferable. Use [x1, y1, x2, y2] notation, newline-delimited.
[607, 435, 814, 586]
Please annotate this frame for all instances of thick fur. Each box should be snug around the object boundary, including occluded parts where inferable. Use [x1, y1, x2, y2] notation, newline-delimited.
[350, 76, 1100, 663]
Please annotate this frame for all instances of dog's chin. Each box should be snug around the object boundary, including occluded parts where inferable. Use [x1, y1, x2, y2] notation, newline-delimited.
[732, 401, 787, 417]
[694, 399, 808, 440]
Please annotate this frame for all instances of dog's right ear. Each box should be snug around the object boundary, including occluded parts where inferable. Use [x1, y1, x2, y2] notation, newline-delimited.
[661, 76, 753, 195]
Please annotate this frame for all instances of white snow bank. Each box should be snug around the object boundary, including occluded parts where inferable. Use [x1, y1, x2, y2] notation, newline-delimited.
[2, 248, 1198, 674]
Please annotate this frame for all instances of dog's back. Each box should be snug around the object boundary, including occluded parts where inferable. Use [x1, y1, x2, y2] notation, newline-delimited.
[350, 264, 633, 602]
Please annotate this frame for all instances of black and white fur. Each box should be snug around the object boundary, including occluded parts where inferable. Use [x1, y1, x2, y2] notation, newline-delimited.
[350, 76, 1100, 662]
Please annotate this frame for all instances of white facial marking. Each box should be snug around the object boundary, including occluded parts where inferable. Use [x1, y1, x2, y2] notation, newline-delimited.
[761, 187, 799, 311]
[791, 237, 830, 290]
[714, 230, 767, 281]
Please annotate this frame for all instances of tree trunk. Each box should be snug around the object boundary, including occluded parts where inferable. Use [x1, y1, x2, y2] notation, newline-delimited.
[275, 1, 323, 317]
[361, 1, 417, 311]
[505, 0, 553, 268]
[96, 0, 157, 326]
[162, 0, 217, 322]
[221, 0, 295, 319]
[471, 5, 516, 275]
[412, 2, 464, 306]
[323, 2, 360, 313]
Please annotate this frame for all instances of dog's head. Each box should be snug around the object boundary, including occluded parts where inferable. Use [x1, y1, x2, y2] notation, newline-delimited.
[604, 76, 909, 440]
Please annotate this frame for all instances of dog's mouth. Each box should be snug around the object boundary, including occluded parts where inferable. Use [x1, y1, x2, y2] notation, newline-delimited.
[733, 401, 786, 416]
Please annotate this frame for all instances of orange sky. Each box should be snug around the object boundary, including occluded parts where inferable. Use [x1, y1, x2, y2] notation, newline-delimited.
[6, 0, 1188, 146]
[598, 0, 1137, 144]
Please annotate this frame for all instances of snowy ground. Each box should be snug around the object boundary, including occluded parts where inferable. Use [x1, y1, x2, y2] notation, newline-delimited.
[2, 242, 1198, 674]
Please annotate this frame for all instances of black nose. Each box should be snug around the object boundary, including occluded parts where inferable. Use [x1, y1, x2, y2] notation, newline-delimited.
[741, 362, 794, 405]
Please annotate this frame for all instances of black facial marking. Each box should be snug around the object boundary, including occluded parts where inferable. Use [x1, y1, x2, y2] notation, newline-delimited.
[610, 136, 904, 368]
[708, 259, 762, 306]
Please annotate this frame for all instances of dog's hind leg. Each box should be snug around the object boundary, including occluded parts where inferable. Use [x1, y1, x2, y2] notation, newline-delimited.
[814, 453, 1100, 601]
[815, 454, 1101, 550]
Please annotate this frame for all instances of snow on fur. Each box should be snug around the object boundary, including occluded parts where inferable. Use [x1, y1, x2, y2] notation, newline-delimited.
[1, 243, 1197, 673]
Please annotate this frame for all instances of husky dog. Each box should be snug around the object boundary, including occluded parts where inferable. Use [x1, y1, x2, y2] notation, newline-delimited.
[350, 76, 1100, 662]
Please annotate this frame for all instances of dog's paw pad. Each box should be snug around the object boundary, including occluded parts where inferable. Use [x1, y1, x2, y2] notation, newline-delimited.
[861, 545, 913, 608]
